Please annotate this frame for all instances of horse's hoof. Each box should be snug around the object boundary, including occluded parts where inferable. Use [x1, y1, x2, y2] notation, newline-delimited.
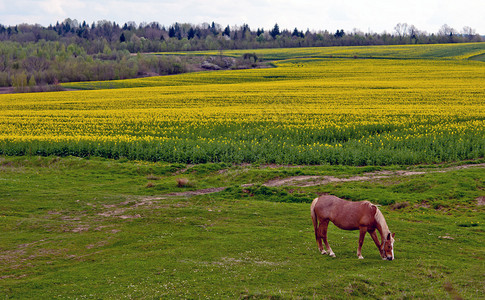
[321, 250, 327, 255]
[329, 252, 336, 257]
[358, 255, 364, 259]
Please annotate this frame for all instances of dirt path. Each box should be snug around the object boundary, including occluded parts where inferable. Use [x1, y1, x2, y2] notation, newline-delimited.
[163, 187, 227, 197]
[158, 163, 485, 197]
[262, 163, 485, 187]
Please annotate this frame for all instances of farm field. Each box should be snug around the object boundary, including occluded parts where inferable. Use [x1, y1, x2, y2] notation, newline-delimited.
[158, 42, 485, 60]
[2, 43, 485, 165]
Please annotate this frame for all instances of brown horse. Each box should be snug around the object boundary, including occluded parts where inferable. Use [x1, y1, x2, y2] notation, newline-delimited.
[311, 195, 395, 260]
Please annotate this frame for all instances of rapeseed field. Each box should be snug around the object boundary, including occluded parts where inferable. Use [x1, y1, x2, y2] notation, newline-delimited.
[1, 44, 484, 165]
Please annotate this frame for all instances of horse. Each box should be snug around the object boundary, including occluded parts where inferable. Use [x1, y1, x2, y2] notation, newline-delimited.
[311, 195, 395, 260]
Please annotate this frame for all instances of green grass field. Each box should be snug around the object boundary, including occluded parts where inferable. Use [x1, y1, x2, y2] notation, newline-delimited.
[158, 42, 485, 60]
[1, 156, 484, 298]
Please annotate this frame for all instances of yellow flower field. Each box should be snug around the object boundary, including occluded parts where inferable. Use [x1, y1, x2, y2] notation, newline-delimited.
[1, 45, 484, 165]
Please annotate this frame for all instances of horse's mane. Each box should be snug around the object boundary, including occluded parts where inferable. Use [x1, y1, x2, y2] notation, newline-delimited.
[374, 205, 390, 234]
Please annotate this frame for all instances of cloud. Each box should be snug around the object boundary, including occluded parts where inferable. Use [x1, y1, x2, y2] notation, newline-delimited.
[41, 0, 66, 15]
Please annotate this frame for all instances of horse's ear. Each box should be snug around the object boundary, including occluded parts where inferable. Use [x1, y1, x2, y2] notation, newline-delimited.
[387, 233, 391, 240]
[392, 232, 395, 238]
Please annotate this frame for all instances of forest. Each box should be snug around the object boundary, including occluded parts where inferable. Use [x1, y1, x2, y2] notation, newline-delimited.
[0, 19, 482, 91]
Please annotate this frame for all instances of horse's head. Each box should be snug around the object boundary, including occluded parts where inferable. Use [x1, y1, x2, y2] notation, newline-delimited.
[381, 232, 395, 261]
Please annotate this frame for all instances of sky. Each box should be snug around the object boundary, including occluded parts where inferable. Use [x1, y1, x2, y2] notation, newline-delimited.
[0, 0, 484, 35]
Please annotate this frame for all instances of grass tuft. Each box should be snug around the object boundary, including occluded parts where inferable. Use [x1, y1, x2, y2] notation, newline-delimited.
[176, 177, 193, 188]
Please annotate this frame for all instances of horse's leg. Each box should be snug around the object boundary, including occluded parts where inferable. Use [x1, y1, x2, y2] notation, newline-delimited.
[357, 227, 367, 259]
[369, 230, 383, 258]
[322, 221, 335, 257]
[316, 220, 328, 255]
[315, 220, 326, 255]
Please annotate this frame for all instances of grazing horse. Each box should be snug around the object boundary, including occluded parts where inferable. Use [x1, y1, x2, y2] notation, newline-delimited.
[311, 195, 395, 260]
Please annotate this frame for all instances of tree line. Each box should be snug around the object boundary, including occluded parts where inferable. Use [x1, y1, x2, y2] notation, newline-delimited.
[0, 39, 187, 91]
[2, 20, 482, 51]
[0, 19, 482, 91]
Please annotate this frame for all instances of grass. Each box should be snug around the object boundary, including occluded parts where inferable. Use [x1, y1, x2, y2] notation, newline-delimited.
[1, 156, 484, 298]
[157, 42, 485, 61]
[469, 52, 485, 62]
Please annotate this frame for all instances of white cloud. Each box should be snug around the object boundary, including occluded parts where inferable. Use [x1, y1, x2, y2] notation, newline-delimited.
[41, 0, 66, 15]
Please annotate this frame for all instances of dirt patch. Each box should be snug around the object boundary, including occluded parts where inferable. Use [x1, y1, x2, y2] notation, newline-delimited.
[476, 196, 485, 206]
[164, 187, 226, 197]
[96, 196, 189, 220]
[263, 175, 320, 187]
[118, 214, 141, 219]
[390, 202, 410, 210]
[71, 225, 90, 233]
[0, 274, 28, 280]
[414, 202, 431, 209]
[0, 87, 14, 94]
[97, 208, 140, 219]
[263, 174, 393, 187]
[98, 208, 126, 218]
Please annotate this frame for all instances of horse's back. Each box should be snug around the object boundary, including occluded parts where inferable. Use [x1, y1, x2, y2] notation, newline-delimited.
[313, 195, 347, 218]
[313, 195, 377, 230]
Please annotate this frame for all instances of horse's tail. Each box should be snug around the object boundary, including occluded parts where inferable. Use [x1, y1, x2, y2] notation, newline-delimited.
[311, 197, 319, 234]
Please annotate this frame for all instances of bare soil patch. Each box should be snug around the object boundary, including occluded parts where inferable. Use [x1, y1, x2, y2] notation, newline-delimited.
[164, 187, 227, 197]
[0, 87, 14, 94]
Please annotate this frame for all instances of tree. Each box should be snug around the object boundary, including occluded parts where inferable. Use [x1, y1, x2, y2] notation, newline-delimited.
[407, 25, 418, 43]
[223, 25, 230, 37]
[210, 22, 219, 36]
[439, 24, 454, 37]
[270, 23, 280, 39]
[439, 24, 456, 42]
[22, 56, 50, 72]
[120, 32, 126, 43]
[12, 72, 28, 92]
[28, 75, 36, 87]
[243, 53, 258, 66]
[334, 29, 345, 38]
[187, 27, 195, 40]
[292, 28, 304, 38]
[394, 23, 408, 40]
[257, 33, 266, 43]
[462, 26, 476, 40]
[168, 26, 176, 38]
